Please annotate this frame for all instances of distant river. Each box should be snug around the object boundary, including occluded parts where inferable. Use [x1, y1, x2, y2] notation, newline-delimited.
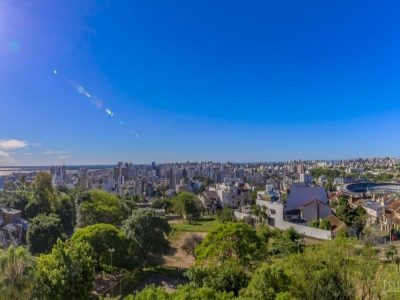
[0, 168, 39, 176]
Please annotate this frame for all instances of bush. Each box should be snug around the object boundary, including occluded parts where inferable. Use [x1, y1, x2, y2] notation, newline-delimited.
[181, 234, 203, 256]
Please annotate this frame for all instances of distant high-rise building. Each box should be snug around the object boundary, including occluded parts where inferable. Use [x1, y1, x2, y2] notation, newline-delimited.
[77, 168, 90, 190]
[117, 174, 125, 186]
[299, 172, 312, 185]
[50, 165, 66, 187]
[297, 163, 306, 174]
[102, 173, 115, 193]
[127, 163, 135, 179]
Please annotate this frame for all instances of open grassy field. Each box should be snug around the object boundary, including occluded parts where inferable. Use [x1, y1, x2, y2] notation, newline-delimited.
[170, 217, 220, 234]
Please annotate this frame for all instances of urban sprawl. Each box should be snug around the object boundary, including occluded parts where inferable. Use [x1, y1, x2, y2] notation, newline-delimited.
[1, 157, 400, 247]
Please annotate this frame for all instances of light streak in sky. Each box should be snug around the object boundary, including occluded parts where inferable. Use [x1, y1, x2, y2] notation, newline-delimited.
[105, 108, 114, 117]
[53, 68, 141, 139]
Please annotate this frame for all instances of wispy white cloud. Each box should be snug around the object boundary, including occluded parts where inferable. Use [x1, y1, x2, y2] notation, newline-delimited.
[30, 142, 42, 148]
[57, 155, 71, 161]
[0, 139, 28, 150]
[43, 150, 67, 155]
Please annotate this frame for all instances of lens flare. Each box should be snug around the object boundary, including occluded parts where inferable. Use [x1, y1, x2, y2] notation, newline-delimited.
[105, 108, 114, 117]
[53, 70, 141, 137]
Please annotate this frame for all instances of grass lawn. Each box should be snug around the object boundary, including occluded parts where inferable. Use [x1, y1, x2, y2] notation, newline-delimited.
[170, 217, 220, 234]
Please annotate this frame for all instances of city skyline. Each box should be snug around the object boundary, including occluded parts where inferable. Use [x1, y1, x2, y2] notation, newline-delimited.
[1, 1, 400, 165]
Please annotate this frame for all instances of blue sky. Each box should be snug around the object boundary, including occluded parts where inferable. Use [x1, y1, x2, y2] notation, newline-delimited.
[1, 0, 400, 165]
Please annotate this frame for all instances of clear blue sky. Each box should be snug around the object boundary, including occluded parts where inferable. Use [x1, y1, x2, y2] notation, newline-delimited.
[1, 0, 400, 165]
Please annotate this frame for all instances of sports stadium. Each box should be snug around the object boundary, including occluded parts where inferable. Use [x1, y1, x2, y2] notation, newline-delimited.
[343, 182, 400, 195]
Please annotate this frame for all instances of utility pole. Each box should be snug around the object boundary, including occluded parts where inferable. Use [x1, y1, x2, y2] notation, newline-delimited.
[108, 248, 115, 298]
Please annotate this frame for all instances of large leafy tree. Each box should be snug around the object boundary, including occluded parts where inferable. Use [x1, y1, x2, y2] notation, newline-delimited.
[195, 222, 266, 266]
[71, 223, 131, 269]
[122, 210, 171, 260]
[7, 189, 32, 216]
[76, 189, 129, 227]
[172, 285, 234, 300]
[26, 172, 56, 216]
[217, 207, 236, 223]
[283, 239, 355, 300]
[186, 261, 249, 295]
[27, 213, 64, 255]
[33, 240, 95, 300]
[0, 246, 35, 299]
[125, 284, 234, 300]
[172, 192, 201, 223]
[336, 197, 367, 237]
[55, 193, 76, 236]
[125, 285, 170, 300]
[239, 263, 291, 300]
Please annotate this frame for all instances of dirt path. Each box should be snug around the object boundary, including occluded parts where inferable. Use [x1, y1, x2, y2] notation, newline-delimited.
[161, 232, 207, 268]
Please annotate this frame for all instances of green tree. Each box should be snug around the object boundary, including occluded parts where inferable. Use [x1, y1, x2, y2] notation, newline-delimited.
[55, 193, 76, 235]
[33, 239, 95, 300]
[385, 245, 398, 262]
[195, 222, 266, 266]
[76, 189, 128, 227]
[71, 223, 131, 269]
[151, 198, 172, 212]
[122, 210, 171, 260]
[240, 263, 291, 300]
[336, 197, 367, 237]
[217, 207, 236, 223]
[353, 206, 367, 237]
[27, 213, 64, 255]
[335, 197, 353, 224]
[186, 261, 249, 295]
[173, 285, 234, 300]
[125, 285, 234, 300]
[30, 172, 56, 213]
[172, 192, 201, 224]
[0, 246, 35, 299]
[10, 189, 32, 216]
[283, 239, 355, 300]
[319, 219, 331, 230]
[283, 227, 301, 242]
[125, 285, 171, 300]
[309, 219, 320, 228]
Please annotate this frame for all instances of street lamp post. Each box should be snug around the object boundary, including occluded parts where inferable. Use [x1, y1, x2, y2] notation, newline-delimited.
[108, 248, 115, 270]
[108, 248, 115, 298]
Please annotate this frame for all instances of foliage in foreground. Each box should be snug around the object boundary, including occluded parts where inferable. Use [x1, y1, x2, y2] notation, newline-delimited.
[33, 239, 95, 300]
[0, 246, 35, 300]
[125, 284, 234, 300]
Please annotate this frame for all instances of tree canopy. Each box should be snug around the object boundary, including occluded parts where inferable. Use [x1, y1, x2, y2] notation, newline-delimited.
[27, 213, 64, 255]
[76, 189, 129, 227]
[239, 263, 291, 300]
[195, 222, 266, 266]
[172, 192, 201, 223]
[71, 223, 131, 269]
[122, 210, 171, 260]
[33, 239, 95, 300]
